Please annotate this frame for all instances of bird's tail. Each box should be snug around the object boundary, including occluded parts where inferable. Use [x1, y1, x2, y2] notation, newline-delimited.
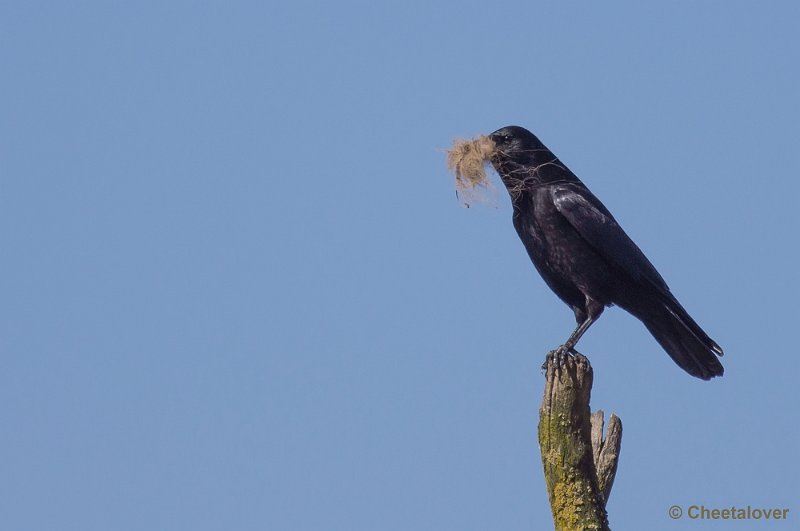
[629, 294, 724, 380]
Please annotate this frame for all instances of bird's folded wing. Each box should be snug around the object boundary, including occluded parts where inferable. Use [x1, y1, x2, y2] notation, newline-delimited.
[551, 185, 668, 290]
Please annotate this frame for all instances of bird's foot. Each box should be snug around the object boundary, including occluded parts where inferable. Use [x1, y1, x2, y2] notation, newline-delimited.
[542, 344, 582, 371]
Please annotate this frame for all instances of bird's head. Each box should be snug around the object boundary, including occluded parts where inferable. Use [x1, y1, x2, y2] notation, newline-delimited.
[486, 125, 573, 195]
[488, 125, 546, 165]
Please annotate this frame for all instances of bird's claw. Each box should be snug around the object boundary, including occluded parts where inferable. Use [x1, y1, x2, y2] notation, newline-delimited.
[542, 344, 585, 371]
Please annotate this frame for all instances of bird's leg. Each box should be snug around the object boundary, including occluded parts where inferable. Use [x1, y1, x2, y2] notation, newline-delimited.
[543, 320, 593, 371]
[564, 299, 605, 353]
[542, 301, 604, 371]
[547, 322, 586, 369]
[559, 316, 595, 355]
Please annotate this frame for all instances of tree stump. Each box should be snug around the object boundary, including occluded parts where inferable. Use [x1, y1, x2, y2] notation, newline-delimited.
[538, 353, 622, 530]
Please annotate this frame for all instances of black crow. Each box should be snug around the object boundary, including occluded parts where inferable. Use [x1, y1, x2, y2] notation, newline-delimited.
[488, 125, 723, 380]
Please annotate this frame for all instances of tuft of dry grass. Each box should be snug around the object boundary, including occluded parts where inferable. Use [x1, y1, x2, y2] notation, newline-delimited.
[446, 135, 497, 207]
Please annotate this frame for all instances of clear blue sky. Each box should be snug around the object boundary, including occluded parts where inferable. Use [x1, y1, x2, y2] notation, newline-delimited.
[1, 2, 798, 530]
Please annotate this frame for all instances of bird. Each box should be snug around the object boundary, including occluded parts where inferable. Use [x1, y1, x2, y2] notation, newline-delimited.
[487, 125, 723, 380]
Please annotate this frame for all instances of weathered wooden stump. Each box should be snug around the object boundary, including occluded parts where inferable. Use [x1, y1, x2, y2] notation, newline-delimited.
[538, 353, 622, 531]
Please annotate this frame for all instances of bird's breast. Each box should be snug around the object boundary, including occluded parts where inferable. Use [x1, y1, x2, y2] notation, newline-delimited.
[513, 192, 617, 304]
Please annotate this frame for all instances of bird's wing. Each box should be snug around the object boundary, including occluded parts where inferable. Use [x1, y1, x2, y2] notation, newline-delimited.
[551, 184, 668, 289]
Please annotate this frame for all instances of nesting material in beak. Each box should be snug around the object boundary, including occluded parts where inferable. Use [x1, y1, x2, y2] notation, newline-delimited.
[446, 135, 497, 207]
